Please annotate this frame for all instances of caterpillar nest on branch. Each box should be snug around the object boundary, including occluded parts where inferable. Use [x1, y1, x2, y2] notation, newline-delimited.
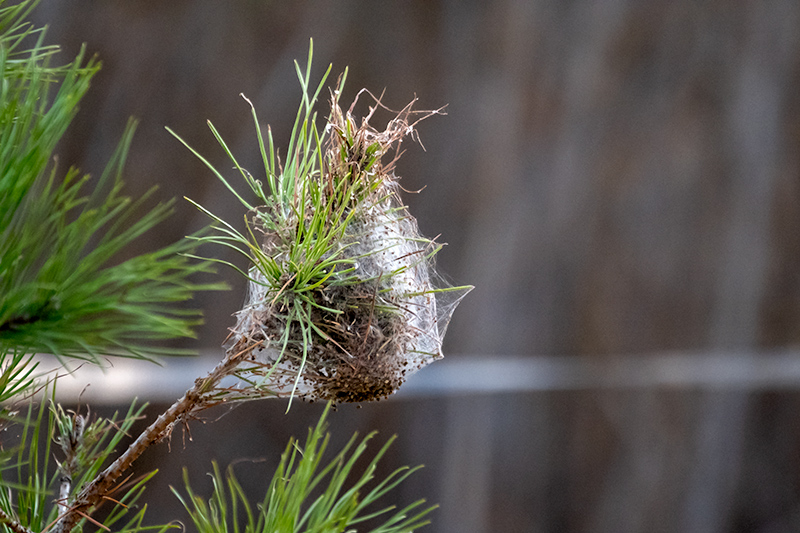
[224, 90, 469, 403]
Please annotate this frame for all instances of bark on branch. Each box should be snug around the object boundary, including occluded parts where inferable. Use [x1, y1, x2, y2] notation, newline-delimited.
[53, 354, 241, 533]
[0, 507, 34, 533]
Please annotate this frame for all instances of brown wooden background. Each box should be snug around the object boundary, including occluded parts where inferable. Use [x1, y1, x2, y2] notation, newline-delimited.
[27, 1, 800, 531]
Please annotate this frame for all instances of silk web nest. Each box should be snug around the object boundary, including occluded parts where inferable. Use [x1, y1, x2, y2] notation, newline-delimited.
[180, 62, 470, 405]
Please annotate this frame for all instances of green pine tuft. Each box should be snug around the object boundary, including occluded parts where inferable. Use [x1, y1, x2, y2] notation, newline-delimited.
[173, 403, 436, 533]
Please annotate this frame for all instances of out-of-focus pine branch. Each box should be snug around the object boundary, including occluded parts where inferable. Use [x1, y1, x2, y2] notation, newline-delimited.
[0, 0, 226, 364]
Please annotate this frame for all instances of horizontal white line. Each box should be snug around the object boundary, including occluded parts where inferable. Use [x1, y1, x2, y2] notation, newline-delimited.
[28, 348, 800, 404]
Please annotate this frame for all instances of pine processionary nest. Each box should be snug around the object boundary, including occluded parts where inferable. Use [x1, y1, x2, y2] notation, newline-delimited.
[223, 89, 470, 403]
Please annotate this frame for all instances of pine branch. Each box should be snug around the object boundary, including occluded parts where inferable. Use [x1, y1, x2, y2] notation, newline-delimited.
[0, 1, 227, 363]
[175, 41, 471, 407]
[54, 352, 242, 533]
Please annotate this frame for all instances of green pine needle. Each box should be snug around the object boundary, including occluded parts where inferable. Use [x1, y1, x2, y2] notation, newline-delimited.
[173, 404, 436, 533]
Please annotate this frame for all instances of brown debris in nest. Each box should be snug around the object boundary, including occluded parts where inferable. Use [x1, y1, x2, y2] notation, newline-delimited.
[229, 281, 415, 403]
[303, 283, 411, 402]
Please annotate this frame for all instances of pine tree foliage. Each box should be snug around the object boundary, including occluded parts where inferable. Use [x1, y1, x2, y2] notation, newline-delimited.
[0, 2, 443, 532]
[0, 0, 224, 364]
[175, 405, 435, 533]
[0, 398, 173, 533]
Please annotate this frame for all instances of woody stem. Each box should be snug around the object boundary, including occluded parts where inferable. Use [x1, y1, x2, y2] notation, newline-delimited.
[53, 354, 241, 533]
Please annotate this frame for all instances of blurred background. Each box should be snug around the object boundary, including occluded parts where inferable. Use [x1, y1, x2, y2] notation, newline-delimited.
[28, 0, 800, 531]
